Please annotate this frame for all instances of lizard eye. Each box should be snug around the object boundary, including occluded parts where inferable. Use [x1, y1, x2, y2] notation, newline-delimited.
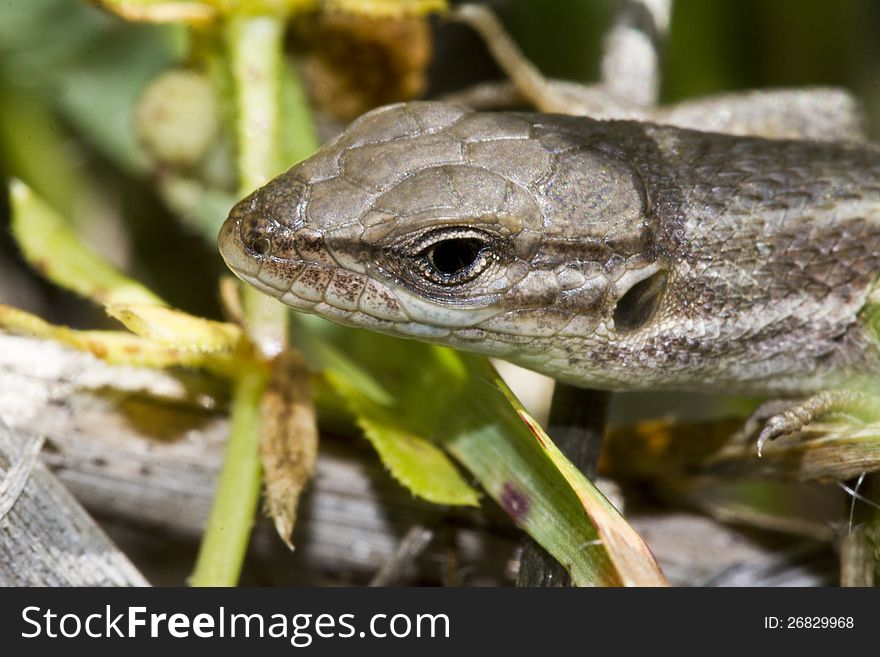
[415, 232, 495, 286]
[613, 269, 668, 331]
[428, 238, 484, 275]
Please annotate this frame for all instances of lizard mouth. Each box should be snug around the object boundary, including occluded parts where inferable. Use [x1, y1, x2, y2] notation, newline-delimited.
[217, 214, 260, 279]
[218, 214, 360, 317]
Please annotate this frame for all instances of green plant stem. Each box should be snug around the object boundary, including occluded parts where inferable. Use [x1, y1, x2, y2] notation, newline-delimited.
[226, 12, 290, 357]
[191, 11, 297, 586]
[191, 366, 269, 586]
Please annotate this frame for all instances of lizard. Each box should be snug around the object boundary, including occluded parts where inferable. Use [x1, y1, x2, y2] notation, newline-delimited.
[218, 100, 880, 448]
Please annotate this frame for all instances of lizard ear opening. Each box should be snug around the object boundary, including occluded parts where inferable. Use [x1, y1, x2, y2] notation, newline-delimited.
[613, 269, 668, 332]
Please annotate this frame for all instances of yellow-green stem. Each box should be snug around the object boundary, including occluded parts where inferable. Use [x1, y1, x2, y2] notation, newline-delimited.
[191, 12, 291, 586]
[226, 12, 290, 357]
[227, 14, 283, 192]
[191, 366, 269, 586]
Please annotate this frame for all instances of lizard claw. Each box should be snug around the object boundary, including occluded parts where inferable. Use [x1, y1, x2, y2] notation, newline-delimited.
[756, 415, 794, 457]
[754, 389, 880, 457]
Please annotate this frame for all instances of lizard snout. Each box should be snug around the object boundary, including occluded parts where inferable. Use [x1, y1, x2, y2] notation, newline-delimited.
[217, 212, 260, 279]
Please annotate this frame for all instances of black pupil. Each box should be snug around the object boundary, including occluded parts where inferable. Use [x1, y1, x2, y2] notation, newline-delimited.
[429, 238, 483, 275]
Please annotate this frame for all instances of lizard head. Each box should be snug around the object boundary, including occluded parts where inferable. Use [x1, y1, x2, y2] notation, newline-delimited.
[219, 101, 667, 386]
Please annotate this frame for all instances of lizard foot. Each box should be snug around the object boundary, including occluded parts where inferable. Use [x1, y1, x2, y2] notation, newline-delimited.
[755, 390, 880, 456]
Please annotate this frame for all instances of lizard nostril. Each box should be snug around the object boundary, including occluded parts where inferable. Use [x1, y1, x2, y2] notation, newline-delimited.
[239, 213, 276, 257]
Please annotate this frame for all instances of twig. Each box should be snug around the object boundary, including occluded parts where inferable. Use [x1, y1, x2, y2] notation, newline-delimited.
[449, 4, 590, 114]
[369, 525, 435, 586]
[0, 420, 147, 586]
[600, 0, 672, 107]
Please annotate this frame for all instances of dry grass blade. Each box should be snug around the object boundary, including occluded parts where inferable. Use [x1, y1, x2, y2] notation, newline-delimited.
[369, 525, 434, 586]
[7, 182, 243, 376]
[94, 1, 218, 24]
[0, 304, 219, 370]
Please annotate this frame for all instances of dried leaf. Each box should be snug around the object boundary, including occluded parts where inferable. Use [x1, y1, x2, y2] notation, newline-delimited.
[295, 13, 431, 120]
[0, 304, 215, 369]
[260, 350, 319, 547]
[107, 303, 242, 353]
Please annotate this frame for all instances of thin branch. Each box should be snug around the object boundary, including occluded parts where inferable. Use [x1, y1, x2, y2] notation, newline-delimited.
[600, 0, 673, 107]
[0, 421, 147, 586]
[369, 525, 435, 587]
[0, 428, 44, 523]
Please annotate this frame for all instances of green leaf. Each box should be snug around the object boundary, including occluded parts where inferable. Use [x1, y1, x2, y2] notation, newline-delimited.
[326, 370, 480, 506]
[0, 89, 81, 214]
[296, 318, 666, 585]
[515, 404, 667, 586]
[9, 180, 164, 306]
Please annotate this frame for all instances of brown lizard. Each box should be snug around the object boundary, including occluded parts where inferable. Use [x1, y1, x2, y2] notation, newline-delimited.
[219, 102, 880, 406]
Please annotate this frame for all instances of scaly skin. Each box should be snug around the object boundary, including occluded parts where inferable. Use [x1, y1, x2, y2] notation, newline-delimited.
[218, 101, 880, 394]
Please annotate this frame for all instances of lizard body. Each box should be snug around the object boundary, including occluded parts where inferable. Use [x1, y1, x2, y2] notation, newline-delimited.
[218, 101, 880, 394]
